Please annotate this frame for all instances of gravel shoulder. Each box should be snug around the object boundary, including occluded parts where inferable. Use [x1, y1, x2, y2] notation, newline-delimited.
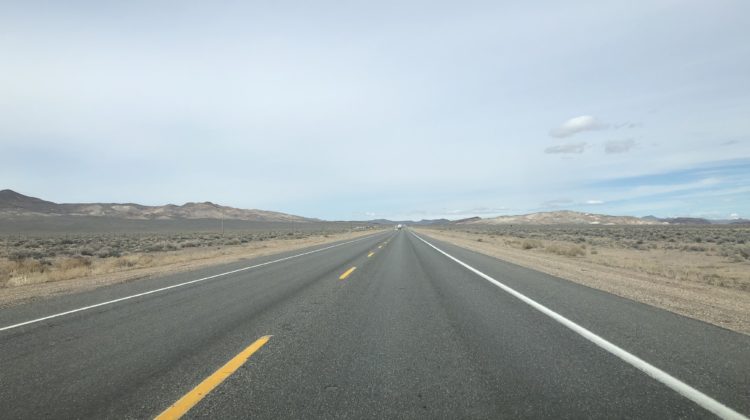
[414, 228, 750, 335]
[0, 229, 382, 309]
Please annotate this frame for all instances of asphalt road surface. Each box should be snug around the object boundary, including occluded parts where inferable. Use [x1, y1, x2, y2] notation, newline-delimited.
[1, 229, 748, 419]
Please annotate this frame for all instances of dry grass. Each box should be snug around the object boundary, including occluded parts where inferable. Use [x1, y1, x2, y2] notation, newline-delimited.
[415, 225, 750, 335]
[544, 243, 586, 257]
[447, 224, 750, 292]
[0, 227, 376, 288]
[0, 227, 383, 307]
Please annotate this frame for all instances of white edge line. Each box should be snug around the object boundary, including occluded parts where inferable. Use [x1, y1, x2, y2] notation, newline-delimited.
[411, 231, 747, 420]
[0, 232, 388, 333]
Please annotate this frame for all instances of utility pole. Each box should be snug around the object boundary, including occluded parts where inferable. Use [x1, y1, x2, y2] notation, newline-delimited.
[221, 213, 224, 237]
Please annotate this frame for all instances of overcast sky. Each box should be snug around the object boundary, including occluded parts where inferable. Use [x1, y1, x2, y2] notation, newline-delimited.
[2, 1, 749, 220]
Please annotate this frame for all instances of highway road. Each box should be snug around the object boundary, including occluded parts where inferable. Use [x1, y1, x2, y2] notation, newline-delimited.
[0, 229, 748, 419]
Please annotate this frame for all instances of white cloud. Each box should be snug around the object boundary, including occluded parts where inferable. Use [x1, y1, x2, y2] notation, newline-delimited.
[612, 122, 641, 129]
[545, 142, 587, 154]
[549, 115, 607, 138]
[586, 200, 604, 204]
[445, 207, 508, 215]
[2, 2, 749, 220]
[540, 198, 574, 208]
[605, 139, 636, 154]
[729, 213, 740, 219]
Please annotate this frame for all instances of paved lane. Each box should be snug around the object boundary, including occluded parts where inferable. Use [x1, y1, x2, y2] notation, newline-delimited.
[0, 229, 747, 418]
[0, 232, 391, 418]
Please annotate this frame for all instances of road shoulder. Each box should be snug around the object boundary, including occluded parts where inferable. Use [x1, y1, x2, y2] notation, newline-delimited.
[413, 228, 750, 336]
[0, 229, 384, 309]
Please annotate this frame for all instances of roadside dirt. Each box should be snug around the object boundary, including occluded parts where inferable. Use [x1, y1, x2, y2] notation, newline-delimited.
[0, 230, 382, 309]
[415, 228, 750, 336]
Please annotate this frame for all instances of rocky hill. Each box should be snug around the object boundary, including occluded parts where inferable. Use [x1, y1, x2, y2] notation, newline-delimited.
[457, 210, 660, 225]
[0, 189, 313, 222]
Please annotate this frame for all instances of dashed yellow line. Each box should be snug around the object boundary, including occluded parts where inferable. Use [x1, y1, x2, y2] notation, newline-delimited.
[368, 252, 375, 258]
[339, 266, 357, 280]
[155, 335, 271, 420]
[378, 245, 382, 249]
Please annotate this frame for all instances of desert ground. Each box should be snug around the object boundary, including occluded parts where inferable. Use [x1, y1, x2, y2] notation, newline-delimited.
[3, 219, 748, 335]
[0, 222, 381, 307]
[415, 224, 750, 335]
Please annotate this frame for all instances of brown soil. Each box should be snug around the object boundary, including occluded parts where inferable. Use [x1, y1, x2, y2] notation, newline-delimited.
[0, 230, 381, 309]
[414, 228, 750, 336]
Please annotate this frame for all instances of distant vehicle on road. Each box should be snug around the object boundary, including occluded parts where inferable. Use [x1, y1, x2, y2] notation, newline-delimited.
[396, 224, 403, 230]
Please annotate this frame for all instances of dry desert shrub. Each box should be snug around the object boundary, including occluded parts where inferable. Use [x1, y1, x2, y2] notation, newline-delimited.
[545, 243, 586, 257]
[424, 224, 750, 291]
[57, 256, 91, 271]
[437, 224, 749, 259]
[0, 256, 94, 286]
[0, 225, 364, 288]
[521, 239, 542, 249]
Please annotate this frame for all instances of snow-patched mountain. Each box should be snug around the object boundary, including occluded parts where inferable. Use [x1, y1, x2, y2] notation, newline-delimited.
[457, 210, 660, 225]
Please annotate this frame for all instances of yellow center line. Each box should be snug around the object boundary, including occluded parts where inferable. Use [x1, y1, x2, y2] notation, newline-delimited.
[154, 335, 272, 420]
[339, 266, 357, 280]
[368, 252, 375, 258]
[378, 245, 382, 249]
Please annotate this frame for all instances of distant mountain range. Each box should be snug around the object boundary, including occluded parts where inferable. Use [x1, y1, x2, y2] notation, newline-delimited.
[3, 190, 747, 226]
[0, 189, 314, 223]
[458, 210, 654, 225]
[367, 218, 451, 226]
[371, 210, 749, 226]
